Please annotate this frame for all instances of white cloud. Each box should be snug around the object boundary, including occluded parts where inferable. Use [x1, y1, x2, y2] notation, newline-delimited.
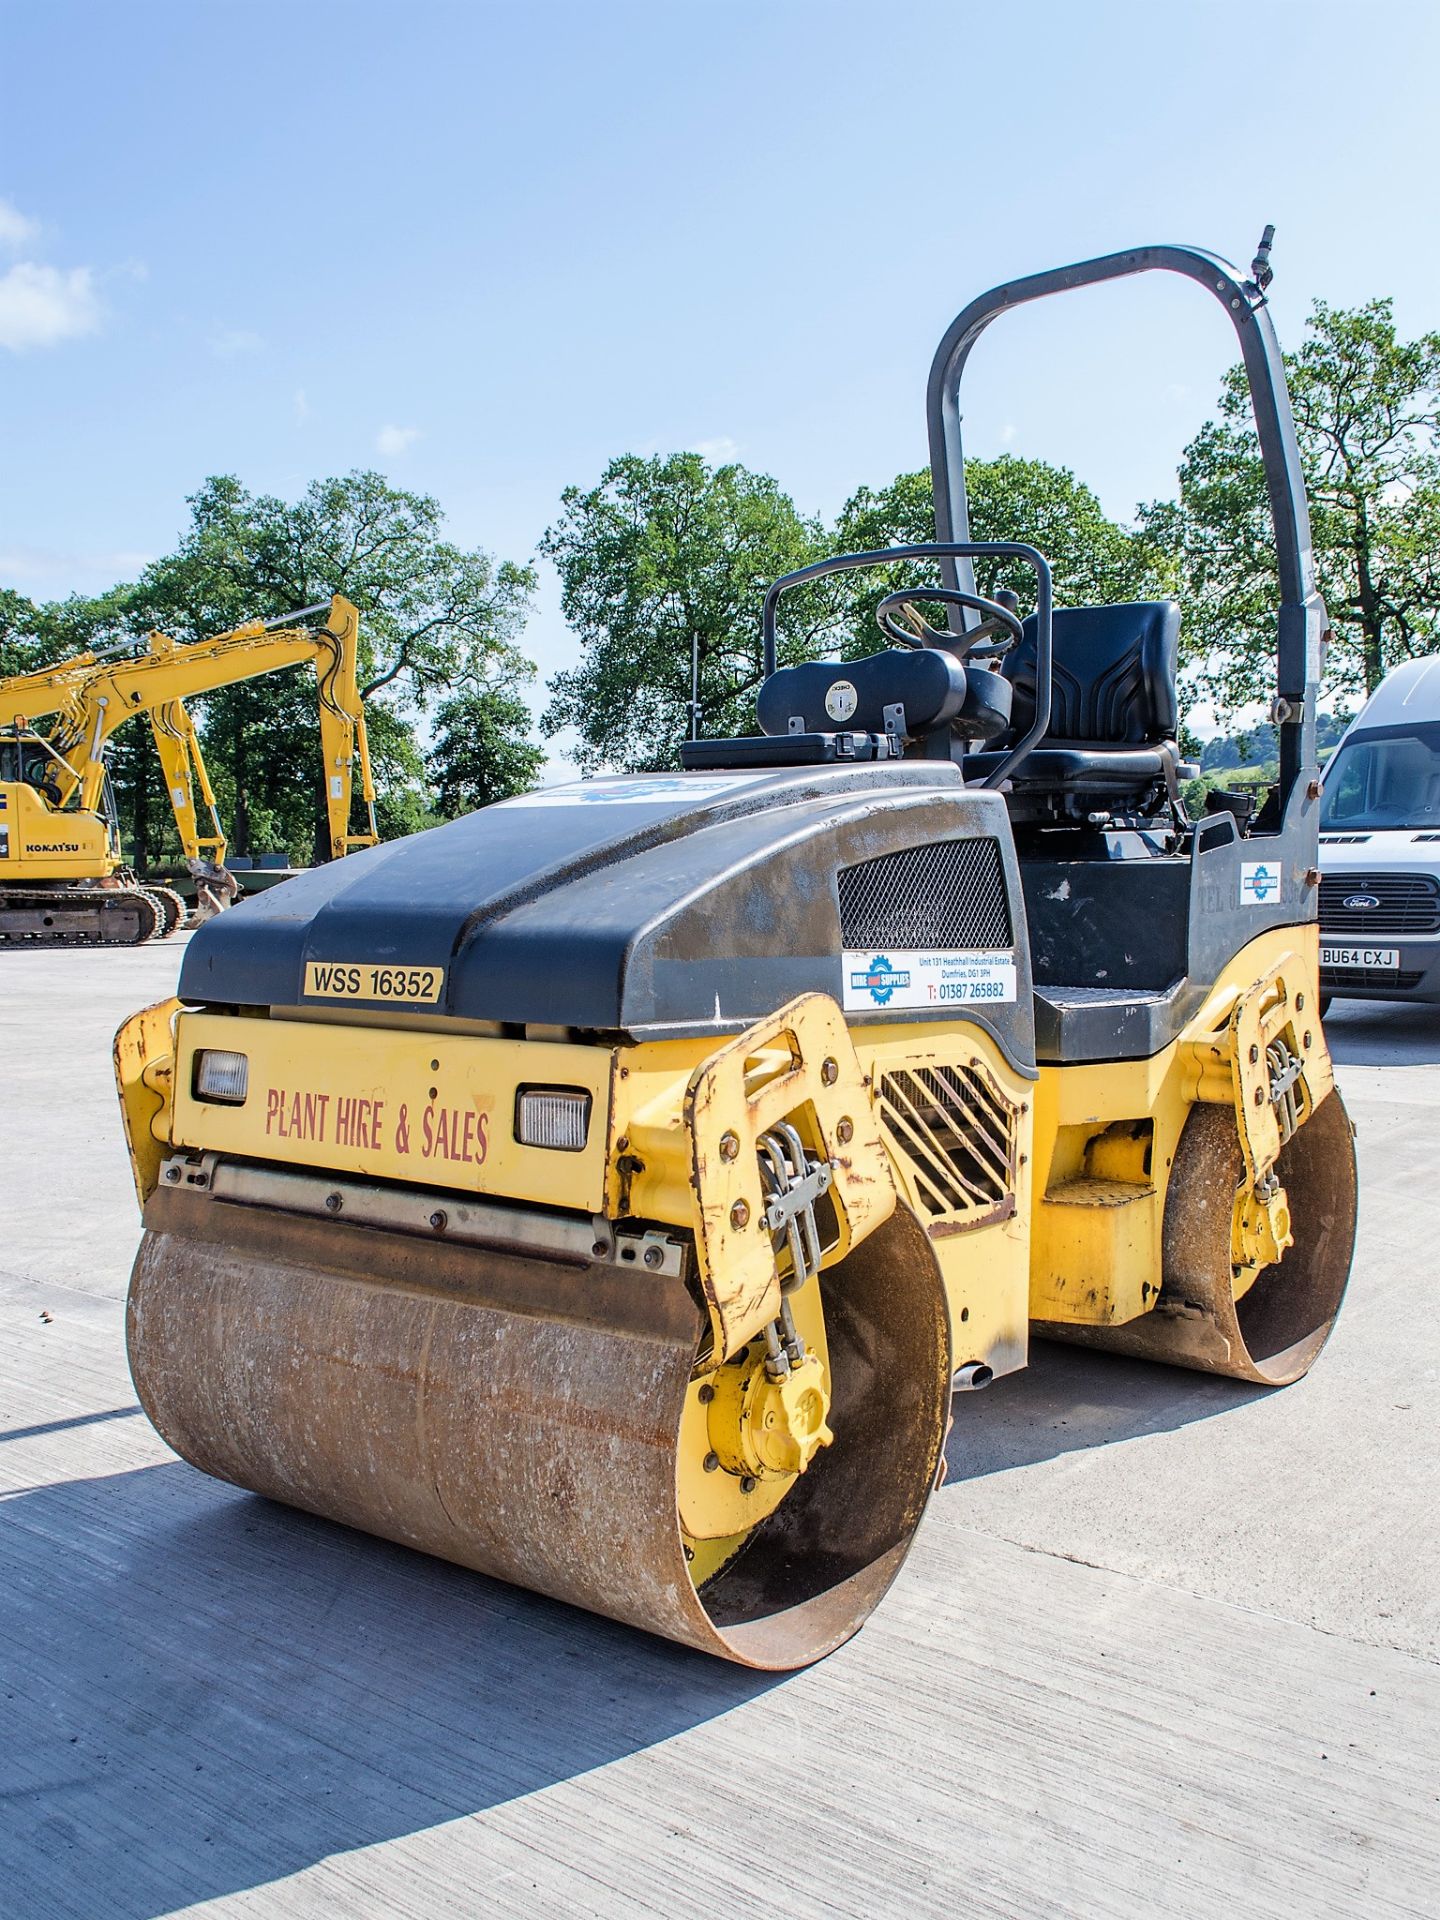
[376, 423, 421, 456]
[694, 435, 740, 464]
[294, 387, 311, 422]
[0, 198, 38, 250]
[210, 326, 263, 357]
[999, 422, 1017, 445]
[0, 262, 100, 351]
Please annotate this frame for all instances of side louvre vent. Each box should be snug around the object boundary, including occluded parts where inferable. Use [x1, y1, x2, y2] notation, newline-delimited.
[838, 839, 1011, 952]
[877, 1058, 1019, 1234]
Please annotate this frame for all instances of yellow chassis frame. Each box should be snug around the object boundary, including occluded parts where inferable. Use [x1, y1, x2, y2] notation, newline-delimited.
[117, 924, 1334, 1373]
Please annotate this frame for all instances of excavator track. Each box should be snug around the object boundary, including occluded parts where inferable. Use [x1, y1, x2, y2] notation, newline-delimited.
[148, 885, 188, 936]
[128, 1185, 952, 1671]
[0, 884, 164, 947]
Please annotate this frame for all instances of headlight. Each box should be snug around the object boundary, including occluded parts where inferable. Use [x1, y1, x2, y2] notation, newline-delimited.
[193, 1048, 249, 1105]
[515, 1086, 591, 1151]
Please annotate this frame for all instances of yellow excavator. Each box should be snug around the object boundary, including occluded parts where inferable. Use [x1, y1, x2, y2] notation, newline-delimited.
[2, 644, 191, 936]
[0, 595, 378, 946]
[116, 237, 1359, 1670]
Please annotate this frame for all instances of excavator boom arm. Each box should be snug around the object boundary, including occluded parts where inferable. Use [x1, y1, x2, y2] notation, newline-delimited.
[148, 700, 227, 869]
[1, 651, 100, 731]
[313, 595, 380, 859]
[46, 597, 378, 857]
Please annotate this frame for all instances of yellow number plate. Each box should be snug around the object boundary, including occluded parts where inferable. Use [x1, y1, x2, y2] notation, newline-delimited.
[304, 961, 445, 1004]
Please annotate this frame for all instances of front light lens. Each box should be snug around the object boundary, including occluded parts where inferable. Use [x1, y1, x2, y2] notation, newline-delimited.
[515, 1087, 591, 1151]
[193, 1048, 249, 1105]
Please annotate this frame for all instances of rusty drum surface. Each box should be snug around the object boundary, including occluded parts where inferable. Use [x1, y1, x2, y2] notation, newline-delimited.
[128, 1188, 952, 1670]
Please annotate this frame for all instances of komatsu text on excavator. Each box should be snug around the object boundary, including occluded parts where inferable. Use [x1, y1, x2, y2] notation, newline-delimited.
[116, 239, 1359, 1669]
[0, 595, 376, 946]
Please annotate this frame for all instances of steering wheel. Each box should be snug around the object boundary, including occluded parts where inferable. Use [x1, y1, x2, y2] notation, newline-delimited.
[875, 586, 1024, 658]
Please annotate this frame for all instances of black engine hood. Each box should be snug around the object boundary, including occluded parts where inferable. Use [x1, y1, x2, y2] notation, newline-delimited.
[179, 765, 1032, 1062]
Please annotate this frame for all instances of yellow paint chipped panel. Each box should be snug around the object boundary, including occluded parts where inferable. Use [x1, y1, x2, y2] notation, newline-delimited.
[114, 996, 180, 1208]
[853, 1018, 1034, 1379]
[676, 994, 896, 1362]
[170, 1010, 612, 1212]
[1029, 924, 1333, 1327]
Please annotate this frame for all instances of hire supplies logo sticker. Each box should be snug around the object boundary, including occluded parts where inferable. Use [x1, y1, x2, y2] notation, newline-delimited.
[848, 954, 911, 1006]
[1240, 861, 1282, 906]
[842, 948, 1017, 1012]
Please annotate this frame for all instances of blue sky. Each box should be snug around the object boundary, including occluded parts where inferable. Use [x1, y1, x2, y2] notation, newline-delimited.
[4, 0, 1439, 760]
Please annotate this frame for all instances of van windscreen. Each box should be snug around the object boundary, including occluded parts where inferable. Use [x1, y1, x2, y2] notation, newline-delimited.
[1321, 721, 1440, 831]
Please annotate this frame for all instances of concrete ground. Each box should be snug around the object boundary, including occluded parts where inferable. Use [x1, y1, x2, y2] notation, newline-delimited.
[1, 943, 1436, 1919]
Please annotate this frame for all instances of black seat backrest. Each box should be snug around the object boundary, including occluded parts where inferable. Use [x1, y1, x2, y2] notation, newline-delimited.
[1004, 601, 1180, 746]
[757, 646, 966, 740]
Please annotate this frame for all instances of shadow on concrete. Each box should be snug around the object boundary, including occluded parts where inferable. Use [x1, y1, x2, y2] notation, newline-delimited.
[943, 1338, 1267, 1483]
[0, 1405, 142, 1445]
[1325, 998, 1440, 1067]
[0, 1462, 777, 1920]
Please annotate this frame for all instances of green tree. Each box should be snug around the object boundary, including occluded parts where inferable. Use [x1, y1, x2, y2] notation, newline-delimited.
[1144, 299, 1440, 708]
[133, 472, 538, 858]
[127, 472, 536, 700]
[834, 456, 1162, 657]
[23, 472, 539, 864]
[0, 588, 45, 676]
[364, 703, 433, 843]
[427, 690, 545, 817]
[542, 453, 835, 771]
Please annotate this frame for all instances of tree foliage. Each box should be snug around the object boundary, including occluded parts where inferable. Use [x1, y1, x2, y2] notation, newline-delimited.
[427, 690, 546, 816]
[0, 588, 46, 676]
[126, 472, 538, 859]
[834, 457, 1161, 657]
[359, 703, 432, 844]
[1144, 299, 1440, 709]
[8, 473, 541, 865]
[14, 290, 1437, 859]
[126, 473, 537, 703]
[541, 453, 834, 771]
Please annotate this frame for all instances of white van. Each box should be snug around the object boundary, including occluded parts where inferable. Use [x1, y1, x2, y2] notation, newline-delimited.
[1319, 656, 1440, 1009]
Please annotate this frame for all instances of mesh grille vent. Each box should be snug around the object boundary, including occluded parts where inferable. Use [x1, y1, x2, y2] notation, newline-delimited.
[877, 1059, 1018, 1231]
[1318, 872, 1440, 936]
[838, 839, 1011, 952]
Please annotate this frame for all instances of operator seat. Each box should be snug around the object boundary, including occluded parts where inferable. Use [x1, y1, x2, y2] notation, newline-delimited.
[966, 600, 1182, 816]
[755, 646, 968, 741]
[680, 645, 970, 768]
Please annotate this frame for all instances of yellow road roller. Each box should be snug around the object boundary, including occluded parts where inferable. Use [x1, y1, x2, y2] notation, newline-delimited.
[115, 237, 1358, 1669]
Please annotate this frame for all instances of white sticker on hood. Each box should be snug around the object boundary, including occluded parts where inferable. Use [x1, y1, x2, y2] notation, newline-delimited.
[842, 948, 1017, 1011]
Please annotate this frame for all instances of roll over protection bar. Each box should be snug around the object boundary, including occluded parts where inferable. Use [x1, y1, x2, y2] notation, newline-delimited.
[925, 238, 1325, 811]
